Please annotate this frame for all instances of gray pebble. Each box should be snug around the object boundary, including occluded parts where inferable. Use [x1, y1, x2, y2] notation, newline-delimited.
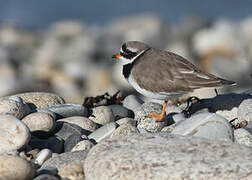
[123, 94, 144, 113]
[135, 102, 165, 132]
[88, 122, 118, 143]
[89, 106, 115, 125]
[33, 174, 60, 180]
[171, 113, 234, 141]
[116, 117, 136, 126]
[238, 98, 252, 124]
[108, 104, 134, 120]
[110, 122, 139, 137]
[64, 133, 83, 152]
[0, 115, 30, 154]
[39, 104, 88, 119]
[71, 140, 94, 152]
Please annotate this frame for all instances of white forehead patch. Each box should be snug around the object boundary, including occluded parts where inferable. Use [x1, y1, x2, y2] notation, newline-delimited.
[127, 47, 137, 52]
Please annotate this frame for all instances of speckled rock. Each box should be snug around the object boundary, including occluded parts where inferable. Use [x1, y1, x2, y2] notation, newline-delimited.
[238, 98, 252, 124]
[171, 113, 234, 141]
[0, 115, 30, 154]
[3, 92, 65, 109]
[58, 116, 97, 132]
[84, 133, 252, 180]
[0, 155, 35, 180]
[42, 150, 89, 170]
[135, 102, 165, 132]
[0, 96, 29, 119]
[58, 162, 84, 180]
[216, 107, 238, 121]
[110, 122, 139, 137]
[123, 95, 144, 113]
[108, 104, 134, 120]
[234, 128, 252, 147]
[39, 104, 88, 119]
[22, 112, 56, 132]
[71, 140, 94, 152]
[116, 117, 136, 126]
[89, 106, 115, 125]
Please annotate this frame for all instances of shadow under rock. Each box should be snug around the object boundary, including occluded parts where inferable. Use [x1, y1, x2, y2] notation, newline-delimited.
[184, 93, 252, 117]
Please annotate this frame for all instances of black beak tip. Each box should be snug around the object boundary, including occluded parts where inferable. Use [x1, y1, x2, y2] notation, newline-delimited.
[112, 54, 116, 58]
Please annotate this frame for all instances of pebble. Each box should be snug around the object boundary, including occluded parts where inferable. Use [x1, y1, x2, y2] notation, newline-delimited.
[135, 102, 165, 132]
[0, 115, 30, 154]
[35, 149, 53, 166]
[171, 113, 234, 141]
[58, 162, 84, 180]
[22, 112, 56, 132]
[84, 133, 252, 180]
[42, 150, 89, 170]
[29, 136, 64, 154]
[71, 139, 94, 152]
[234, 128, 252, 147]
[116, 117, 136, 126]
[33, 174, 60, 180]
[108, 104, 134, 120]
[3, 92, 65, 109]
[110, 122, 139, 137]
[54, 121, 86, 141]
[64, 133, 83, 152]
[123, 94, 144, 113]
[58, 116, 97, 133]
[39, 103, 88, 120]
[0, 97, 28, 119]
[89, 106, 115, 125]
[216, 107, 238, 121]
[0, 155, 35, 180]
[238, 98, 252, 124]
[88, 122, 118, 143]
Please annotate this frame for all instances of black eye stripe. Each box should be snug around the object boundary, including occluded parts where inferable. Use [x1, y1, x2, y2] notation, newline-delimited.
[120, 51, 137, 59]
[122, 43, 136, 54]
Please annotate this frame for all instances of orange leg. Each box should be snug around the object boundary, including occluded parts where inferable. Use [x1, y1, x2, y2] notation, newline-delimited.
[147, 100, 167, 122]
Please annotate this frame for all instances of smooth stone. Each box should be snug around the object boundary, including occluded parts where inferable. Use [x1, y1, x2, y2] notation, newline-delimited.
[35, 149, 53, 166]
[216, 107, 238, 122]
[33, 174, 60, 180]
[0, 97, 28, 119]
[108, 104, 134, 120]
[123, 94, 144, 113]
[0, 155, 35, 180]
[88, 122, 118, 143]
[58, 116, 97, 132]
[84, 133, 252, 180]
[39, 104, 88, 119]
[135, 102, 165, 133]
[89, 106, 115, 125]
[234, 128, 252, 147]
[238, 99, 252, 124]
[42, 150, 89, 170]
[34, 109, 56, 121]
[58, 162, 84, 180]
[71, 140, 94, 152]
[64, 133, 83, 152]
[116, 117, 136, 126]
[161, 114, 186, 133]
[54, 122, 87, 141]
[0, 115, 30, 154]
[2, 92, 65, 109]
[171, 113, 234, 141]
[22, 112, 56, 132]
[110, 122, 139, 137]
[29, 136, 64, 153]
[37, 166, 58, 176]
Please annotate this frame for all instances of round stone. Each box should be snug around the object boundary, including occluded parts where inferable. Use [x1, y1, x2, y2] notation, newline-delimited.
[2, 92, 65, 109]
[0, 97, 28, 119]
[135, 102, 165, 132]
[0, 155, 35, 180]
[58, 162, 84, 180]
[238, 99, 252, 124]
[171, 113, 234, 141]
[0, 115, 30, 154]
[110, 122, 139, 137]
[123, 95, 144, 113]
[71, 140, 94, 152]
[234, 128, 252, 147]
[89, 106, 115, 125]
[84, 133, 252, 180]
[108, 104, 134, 120]
[58, 116, 97, 132]
[22, 112, 56, 132]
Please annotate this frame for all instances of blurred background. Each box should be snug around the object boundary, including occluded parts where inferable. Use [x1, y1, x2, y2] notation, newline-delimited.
[0, 0, 252, 103]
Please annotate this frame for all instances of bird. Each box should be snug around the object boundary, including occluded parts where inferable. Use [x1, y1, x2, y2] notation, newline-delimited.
[112, 41, 236, 122]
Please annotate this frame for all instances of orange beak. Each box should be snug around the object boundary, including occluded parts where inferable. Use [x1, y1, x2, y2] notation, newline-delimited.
[112, 53, 121, 59]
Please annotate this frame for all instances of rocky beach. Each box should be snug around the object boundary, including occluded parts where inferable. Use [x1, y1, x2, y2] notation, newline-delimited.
[0, 14, 252, 180]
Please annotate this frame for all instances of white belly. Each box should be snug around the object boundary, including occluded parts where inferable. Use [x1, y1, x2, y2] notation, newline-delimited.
[127, 74, 182, 100]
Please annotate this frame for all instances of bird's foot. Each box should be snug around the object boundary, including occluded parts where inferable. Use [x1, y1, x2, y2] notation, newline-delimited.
[147, 112, 165, 122]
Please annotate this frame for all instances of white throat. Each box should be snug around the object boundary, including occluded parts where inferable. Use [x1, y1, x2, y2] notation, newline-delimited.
[119, 49, 149, 65]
